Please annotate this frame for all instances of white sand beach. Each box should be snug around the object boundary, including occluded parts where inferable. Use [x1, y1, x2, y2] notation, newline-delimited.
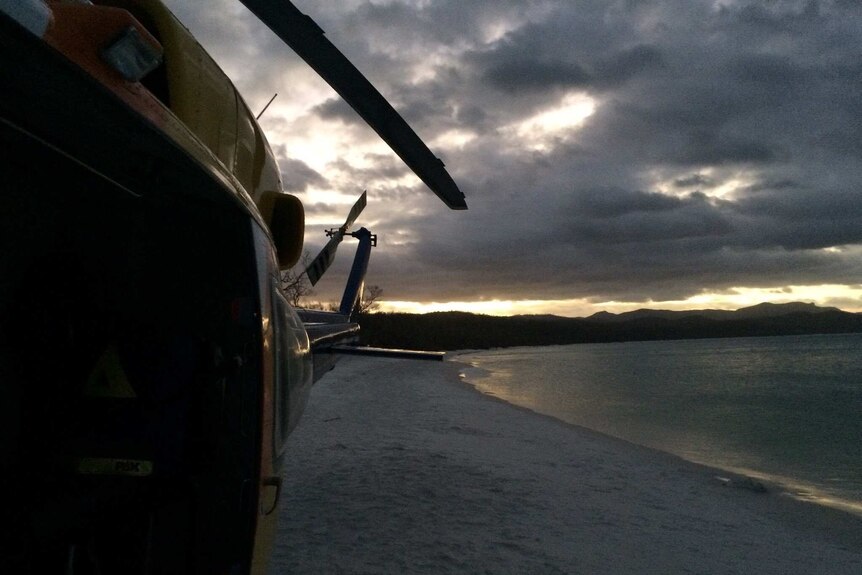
[267, 356, 862, 574]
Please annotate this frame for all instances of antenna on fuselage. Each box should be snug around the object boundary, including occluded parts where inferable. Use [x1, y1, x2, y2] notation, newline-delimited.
[256, 92, 278, 120]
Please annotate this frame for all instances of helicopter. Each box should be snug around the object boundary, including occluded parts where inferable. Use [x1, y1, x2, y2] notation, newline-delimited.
[0, 0, 465, 573]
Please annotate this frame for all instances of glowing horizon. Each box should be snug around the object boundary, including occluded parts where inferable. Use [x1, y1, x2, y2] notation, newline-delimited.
[375, 284, 862, 317]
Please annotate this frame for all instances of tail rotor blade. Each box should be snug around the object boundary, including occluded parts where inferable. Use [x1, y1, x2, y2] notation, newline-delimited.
[305, 191, 367, 285]
[236, 1, 467, 210]
[305, 234, 342, 286]
[342, 190, 366, 232]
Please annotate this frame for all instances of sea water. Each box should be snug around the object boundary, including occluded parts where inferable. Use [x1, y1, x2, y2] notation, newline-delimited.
[458, 333, 862, 514]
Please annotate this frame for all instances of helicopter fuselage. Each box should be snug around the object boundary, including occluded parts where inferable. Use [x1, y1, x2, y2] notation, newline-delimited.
[1, 1, 314, 572]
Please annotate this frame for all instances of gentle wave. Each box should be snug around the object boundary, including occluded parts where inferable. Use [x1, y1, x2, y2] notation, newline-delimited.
[457, 333, 862, 516]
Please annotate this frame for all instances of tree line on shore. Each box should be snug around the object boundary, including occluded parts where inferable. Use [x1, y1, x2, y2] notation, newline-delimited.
[356, 303, 862, 351]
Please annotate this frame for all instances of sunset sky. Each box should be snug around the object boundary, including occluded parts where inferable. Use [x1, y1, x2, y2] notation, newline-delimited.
[165, 0, 862, 316]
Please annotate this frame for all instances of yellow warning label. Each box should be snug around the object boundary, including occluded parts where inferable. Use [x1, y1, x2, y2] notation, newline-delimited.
[83, 344, 136, 398]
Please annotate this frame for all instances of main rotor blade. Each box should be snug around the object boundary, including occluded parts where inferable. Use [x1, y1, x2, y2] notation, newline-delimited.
[306, 234, 343, 286]
[237, 0, 467, 210]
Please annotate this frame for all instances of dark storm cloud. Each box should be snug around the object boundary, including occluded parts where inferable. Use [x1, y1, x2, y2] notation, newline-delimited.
[479, 41, 664, 94]
[313, 98, 357, 124]
[302, 202, 340, 217]
[575, 187, 687, 218]
[673, 174, 713, 189]
[596, 45, 666, 86]
[484, 60, 593, 93]
[330, 154, 412, 183]
[168, 0, 862, 308]
[279, 157, 327, 192]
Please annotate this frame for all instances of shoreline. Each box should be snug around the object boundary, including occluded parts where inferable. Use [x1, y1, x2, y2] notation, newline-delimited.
[448, 346, 862, 521]
[269, 355, 862, 574]
[446, 355, 862, 548]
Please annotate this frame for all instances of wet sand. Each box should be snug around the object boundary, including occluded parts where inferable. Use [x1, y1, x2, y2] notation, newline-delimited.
[267, 356, 862, 574]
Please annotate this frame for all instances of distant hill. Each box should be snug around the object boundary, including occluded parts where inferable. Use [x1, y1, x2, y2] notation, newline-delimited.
[358, 302, 862, 351]
[585, 302, 842, 322]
